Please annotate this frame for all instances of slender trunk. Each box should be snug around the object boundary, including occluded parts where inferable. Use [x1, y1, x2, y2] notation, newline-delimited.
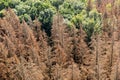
[115, 47, 119, 80]
[115, 19, 119, 80]
[48, 46, 51, 79]
[96, 35, 99, 80]
[72, 61, 74, 80]
[80, 26, 82, 66]
[110, 23, 114, 67]
[57, 12, 60, 80]
[72, 27, 76, 80]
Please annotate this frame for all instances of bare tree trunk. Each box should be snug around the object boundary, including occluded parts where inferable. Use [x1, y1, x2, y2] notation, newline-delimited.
[115, 18, 120, 80]
[72, 27, 76, 80]
[115, 46, 120, 80]
[110, 21, 114, 67]
[48, 46, 51, 79]
[71, 60, 74, 80]
[57, 13, 60, 80]
[96, 34, 100, 80]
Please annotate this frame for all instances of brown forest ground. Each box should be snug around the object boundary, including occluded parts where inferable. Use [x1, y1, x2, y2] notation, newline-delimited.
[0, 0, 120, 80]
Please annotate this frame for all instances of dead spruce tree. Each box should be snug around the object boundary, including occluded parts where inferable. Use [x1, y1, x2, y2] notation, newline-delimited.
[51, 13, 74, 80]
[71, 25, 95, 79]
[71, 26, 87, 66]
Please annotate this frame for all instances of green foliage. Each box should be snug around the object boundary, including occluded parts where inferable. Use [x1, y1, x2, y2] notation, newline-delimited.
[2, 0, 10, 8]
[50, 0, 64, 9]
[0, 2, 5, 10]
[0, 9, 5, 18]
[0, 0, 20, 9]
[59, 0, 85, 20]
[19, 14, 31, 22]
[0, 0, 9, 10]
[12, 0, 56, 27]
[71, 10, 87, 28]
[15, 3, 30, 15]
[31, 1, 55, 22]
[58, 0, 101, 41]
[71, 8, 102, 41]
[21, 0, 27, 2]
[9, 0, 21, 8]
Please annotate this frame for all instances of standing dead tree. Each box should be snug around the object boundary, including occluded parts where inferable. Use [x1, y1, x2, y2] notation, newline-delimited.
[71, 25, 95, 79]
[51, 13, 73, 80]
[110, 16, 116, 67]
[71, 26, 87, 66]
[90, 33, 100, 80]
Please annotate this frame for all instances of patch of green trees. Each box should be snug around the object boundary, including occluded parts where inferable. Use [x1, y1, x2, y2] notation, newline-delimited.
[0, 0, 102, 40]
